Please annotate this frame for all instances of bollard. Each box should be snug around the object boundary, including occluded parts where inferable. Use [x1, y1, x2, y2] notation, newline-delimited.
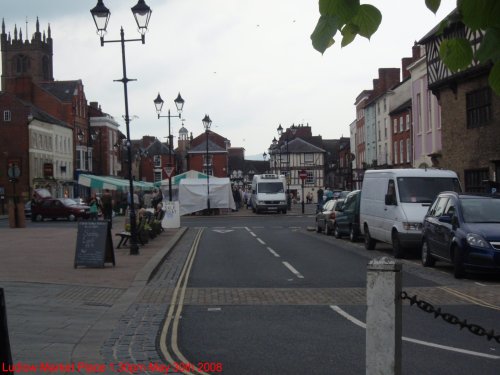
[366, 257, 402, 375]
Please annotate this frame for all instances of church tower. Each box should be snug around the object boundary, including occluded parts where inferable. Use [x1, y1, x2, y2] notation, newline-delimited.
[1, 17, 54, 90]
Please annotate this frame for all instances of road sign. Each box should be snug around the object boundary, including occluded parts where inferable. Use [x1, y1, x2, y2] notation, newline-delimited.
[163, 166, 175, 178]
[299, 170, 307, 180]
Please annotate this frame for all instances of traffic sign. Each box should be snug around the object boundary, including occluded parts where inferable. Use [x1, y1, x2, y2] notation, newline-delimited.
[163, 166, 175, 178]
[299, 170, 307, 180]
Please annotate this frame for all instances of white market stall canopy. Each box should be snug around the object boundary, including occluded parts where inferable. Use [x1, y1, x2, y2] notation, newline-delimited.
[78, 174, 155, 191]
[178, 177, 236, 215]
[160, 170, 210, 186]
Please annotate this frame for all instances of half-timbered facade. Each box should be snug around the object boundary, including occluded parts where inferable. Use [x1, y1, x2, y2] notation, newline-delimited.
[420, 10, 500, 192]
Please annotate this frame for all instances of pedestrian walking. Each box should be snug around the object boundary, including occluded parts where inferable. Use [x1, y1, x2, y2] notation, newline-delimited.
[317, 187, 324, 212]
[101, 189, 114, 228]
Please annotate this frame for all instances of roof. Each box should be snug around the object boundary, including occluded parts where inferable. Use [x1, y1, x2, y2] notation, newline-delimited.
[39, 80, 81, 102]
[418, 8, 460, 44]
[284, 137, 326, 153]
[188, 139, 227, 153]
[145, 139, 171, 155]
[389, 99, 412, 116]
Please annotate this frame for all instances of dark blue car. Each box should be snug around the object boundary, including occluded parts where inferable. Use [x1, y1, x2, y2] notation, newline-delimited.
[421, 192, 500, 278]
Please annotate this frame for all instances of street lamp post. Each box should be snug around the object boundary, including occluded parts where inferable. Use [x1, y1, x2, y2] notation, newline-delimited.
[90, 0, 152, 256]
[202, 114, 212, 213]
[272, 137, 280, 175]
[153, 92, 185, 201]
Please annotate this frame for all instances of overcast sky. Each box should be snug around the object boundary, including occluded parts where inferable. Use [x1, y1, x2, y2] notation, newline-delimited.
[2, 0, 456, 159]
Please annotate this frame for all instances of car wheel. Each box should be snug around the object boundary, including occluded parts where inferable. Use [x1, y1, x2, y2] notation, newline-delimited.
[35, 214, 43, 222]
[282, 209, 287, 214]
[452, 246, 465, 279]
[421, 240, 435, 267]
[392, 231, 404, 258]
[364, 225, 376, 250]
[68, 214, 76, 222]
[333, 224, 341, 239]
[349, 226, 357, 242]
[325, 224, 332, 236]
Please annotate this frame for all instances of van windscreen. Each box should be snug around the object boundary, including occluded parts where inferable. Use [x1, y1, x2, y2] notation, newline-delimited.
[258, 182, 284, 194]
[397, 177, 461, 203]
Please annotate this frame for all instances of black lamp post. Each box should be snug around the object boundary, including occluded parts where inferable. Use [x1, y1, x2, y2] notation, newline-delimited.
[272, 137, 280, 175]
[90, 0, 152, 256]
[153, 92, 185, 201]
[202, 114, 212, 213]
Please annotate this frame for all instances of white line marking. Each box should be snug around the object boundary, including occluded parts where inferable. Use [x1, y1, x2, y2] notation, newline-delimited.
[329, 305, 500, 360]
[249, 232, 257, 237]
[257, 238, 266, 245]
[475, 282, 487, 287]
[267, 247, 280, 258]
[282, 261, 304, 279]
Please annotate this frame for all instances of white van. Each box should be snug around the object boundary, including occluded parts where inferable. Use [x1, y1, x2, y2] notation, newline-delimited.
[360, 168, 461, 258]
[251, 174, 287, 214]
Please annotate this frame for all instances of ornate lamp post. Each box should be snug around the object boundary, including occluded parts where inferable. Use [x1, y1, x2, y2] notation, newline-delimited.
[153, 92, 185, 201]
[90, 0, 152, 255]
[272, 137, 280, 175]
[277, 124, 297, 210]
[202, 114, 212, 213]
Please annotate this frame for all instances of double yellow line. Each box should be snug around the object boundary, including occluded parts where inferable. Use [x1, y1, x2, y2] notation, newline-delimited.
[439, 286, 500, 311]
[159, 228, 210, 375]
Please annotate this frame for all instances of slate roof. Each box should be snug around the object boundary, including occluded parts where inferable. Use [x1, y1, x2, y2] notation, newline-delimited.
[39, 80, 80, 102]
[188, 139, 227, 153]
[283, 137, 326, 153]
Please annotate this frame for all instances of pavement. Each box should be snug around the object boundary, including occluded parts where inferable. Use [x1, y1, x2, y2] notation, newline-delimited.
[0, 203, 317, 374]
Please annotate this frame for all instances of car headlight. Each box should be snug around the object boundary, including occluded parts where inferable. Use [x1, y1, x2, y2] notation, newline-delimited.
[466, 233, 489, 248]
[403, 222, 422, 231]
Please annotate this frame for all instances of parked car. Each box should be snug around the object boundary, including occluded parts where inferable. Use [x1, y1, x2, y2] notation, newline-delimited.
[333, 190, 351, 200]
[31, 198, 91, 222]
[24, 200, 32, 218]
[421, 192, 500, 278]
[315, 198, 344, 235]
[333, 190, 361, 241]
[360, 168, 461, 258]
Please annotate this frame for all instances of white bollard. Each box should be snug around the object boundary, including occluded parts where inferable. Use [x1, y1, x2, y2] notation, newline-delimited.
[366, 256, 402, 375]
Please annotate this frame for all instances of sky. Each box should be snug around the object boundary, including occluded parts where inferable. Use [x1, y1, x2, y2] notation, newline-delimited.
[2, 0, 457, 159]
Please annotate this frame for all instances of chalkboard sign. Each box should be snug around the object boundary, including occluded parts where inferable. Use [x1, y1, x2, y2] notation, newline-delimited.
[0, 288, 13, 374]
[74, 221, 115, 268]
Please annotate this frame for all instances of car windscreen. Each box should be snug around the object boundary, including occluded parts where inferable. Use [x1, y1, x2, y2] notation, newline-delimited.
[257, 182, 284, 194]
[461, 198, 500, 223]
[397, 177, 461, 203]
[61, 198, 78, 206]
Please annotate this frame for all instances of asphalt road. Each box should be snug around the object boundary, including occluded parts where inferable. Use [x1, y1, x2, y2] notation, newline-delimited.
[169, 213, 500, 375]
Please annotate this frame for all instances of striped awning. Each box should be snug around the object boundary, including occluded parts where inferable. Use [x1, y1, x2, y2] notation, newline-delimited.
[78, 174, 155, 191]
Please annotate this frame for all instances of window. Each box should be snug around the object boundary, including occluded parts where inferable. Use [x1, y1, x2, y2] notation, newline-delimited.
[416, 93, 421, 134]
[3, 110, 11, 122]
[304, 153, 313, 164]
[383, 98, 387, 112]
[154, 172, 162, 183]
[393, 119, 397, 134]
[378, 121, 381, 141]
[399, 140, 403, 164]
[466, 87, 491, 128]
[399, 116, 403, 132]
[394, 142, 398, 164]
[406, 114, 410, 130]
[406, 139, 410, 163]
[306, 171, 314, 184]
[153, 155, 161, 168]
[464, 168, 489, 192]
[429, 197, 448, 217]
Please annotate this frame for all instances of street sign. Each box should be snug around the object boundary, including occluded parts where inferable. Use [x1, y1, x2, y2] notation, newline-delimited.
[163, 166, 175, 178]
[299, 170, 307, 180]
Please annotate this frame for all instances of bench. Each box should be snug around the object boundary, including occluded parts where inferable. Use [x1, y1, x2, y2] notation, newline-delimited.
[115, 218, 146, 249]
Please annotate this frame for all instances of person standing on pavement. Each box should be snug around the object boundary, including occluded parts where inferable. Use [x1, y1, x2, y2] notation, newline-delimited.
[101, 189, 114, 228]
[317, 187, 324, 212]
[88, 193, 99, 221]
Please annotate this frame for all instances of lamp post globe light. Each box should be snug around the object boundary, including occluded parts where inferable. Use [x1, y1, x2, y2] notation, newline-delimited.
[90, 0, 152, 256]
[153, 92, 185, 201]
[202, 114, 212, 213]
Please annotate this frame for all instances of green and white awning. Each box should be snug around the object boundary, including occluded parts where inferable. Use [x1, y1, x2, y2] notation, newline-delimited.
[78, 174, 155, 191]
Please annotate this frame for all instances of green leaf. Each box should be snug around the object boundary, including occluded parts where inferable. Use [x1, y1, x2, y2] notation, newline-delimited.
[475, 28, 500, 63]
[488, 61, 500, 95]
[311, 15, 339, 54]
[425, 0, 441, 14]
[341, 23, 359, 47]
[351, 4, 382, 39]
[439, 38, 473, 72]
[459, 0, 498, 30]
[320, 0, 360, 24]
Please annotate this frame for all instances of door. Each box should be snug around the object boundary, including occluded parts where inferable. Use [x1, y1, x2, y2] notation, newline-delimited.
[381, 179, 398, 243]
[425, 196, 449, 258]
